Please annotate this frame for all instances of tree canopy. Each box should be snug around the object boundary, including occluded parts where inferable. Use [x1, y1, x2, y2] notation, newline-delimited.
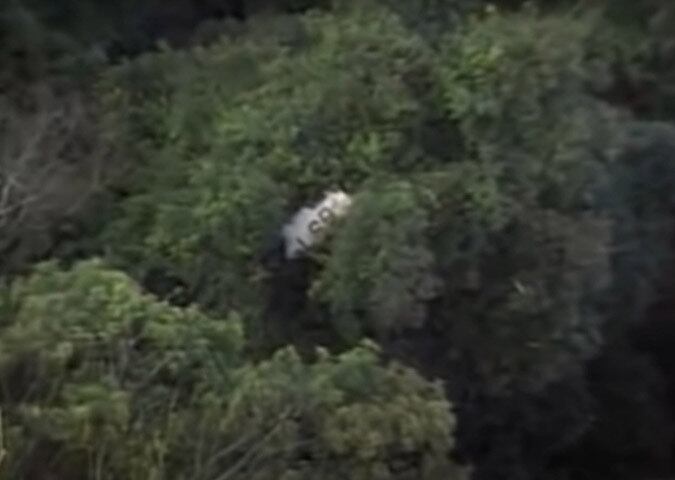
[2, 1, 675, 479]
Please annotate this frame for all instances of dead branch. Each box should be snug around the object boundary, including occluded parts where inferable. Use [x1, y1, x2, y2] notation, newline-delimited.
[0, 84, 111, 271]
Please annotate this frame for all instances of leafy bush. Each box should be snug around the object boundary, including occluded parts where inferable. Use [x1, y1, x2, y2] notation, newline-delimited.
[0, 259, 243, 479]
[98, 1, 453, 319]
[222, 343, 465, 480]
[0, 260, 464, 480]
[312, 7, 617, 392]
[313, 180, 439, 341]
[441, 6, 619, 211]
[429, 6, 618, 392]
[99, 4, 618, 395]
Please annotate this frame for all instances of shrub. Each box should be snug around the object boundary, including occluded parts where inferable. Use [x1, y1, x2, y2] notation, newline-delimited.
[0, 260, 464, 480]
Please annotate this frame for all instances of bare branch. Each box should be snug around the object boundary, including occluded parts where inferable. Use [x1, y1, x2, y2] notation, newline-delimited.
[0, 85, 113, 272]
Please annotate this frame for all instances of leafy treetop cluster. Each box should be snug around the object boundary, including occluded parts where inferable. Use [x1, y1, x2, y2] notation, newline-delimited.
[2, 1, 675, 480]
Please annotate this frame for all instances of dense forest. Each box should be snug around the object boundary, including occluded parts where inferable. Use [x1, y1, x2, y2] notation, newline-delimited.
[1, 0, 675, 479]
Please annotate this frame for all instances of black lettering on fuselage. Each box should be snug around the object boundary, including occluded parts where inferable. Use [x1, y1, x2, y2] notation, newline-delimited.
[318, 207, 335, 223]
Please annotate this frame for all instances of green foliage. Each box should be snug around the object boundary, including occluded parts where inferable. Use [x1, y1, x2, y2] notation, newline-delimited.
[222, 343, 465, 480]
[0, 259, 243, 479]
[5, 1, 675, 479]
[313, 180, 439, 340]
[0, 260, 243, 385]
[378, 0, 479, 45]
[0, 261, 463, 480]
[441, 6, 619, 210]
[307, 7, 618, 392]
[421, 7, 618, 392]
[313, 162, 610, 392]
[98, 1, 453, 319]
[605, 1, 675, 120]
[0, 0, 129, 88]
[98, 3, 618, 395]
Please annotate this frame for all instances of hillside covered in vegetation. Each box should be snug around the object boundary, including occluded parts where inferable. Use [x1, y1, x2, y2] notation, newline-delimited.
[1, 1, 675, 479]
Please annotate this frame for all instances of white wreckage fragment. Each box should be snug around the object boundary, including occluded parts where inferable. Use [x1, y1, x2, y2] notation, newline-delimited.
[282, 190, 353, 259]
